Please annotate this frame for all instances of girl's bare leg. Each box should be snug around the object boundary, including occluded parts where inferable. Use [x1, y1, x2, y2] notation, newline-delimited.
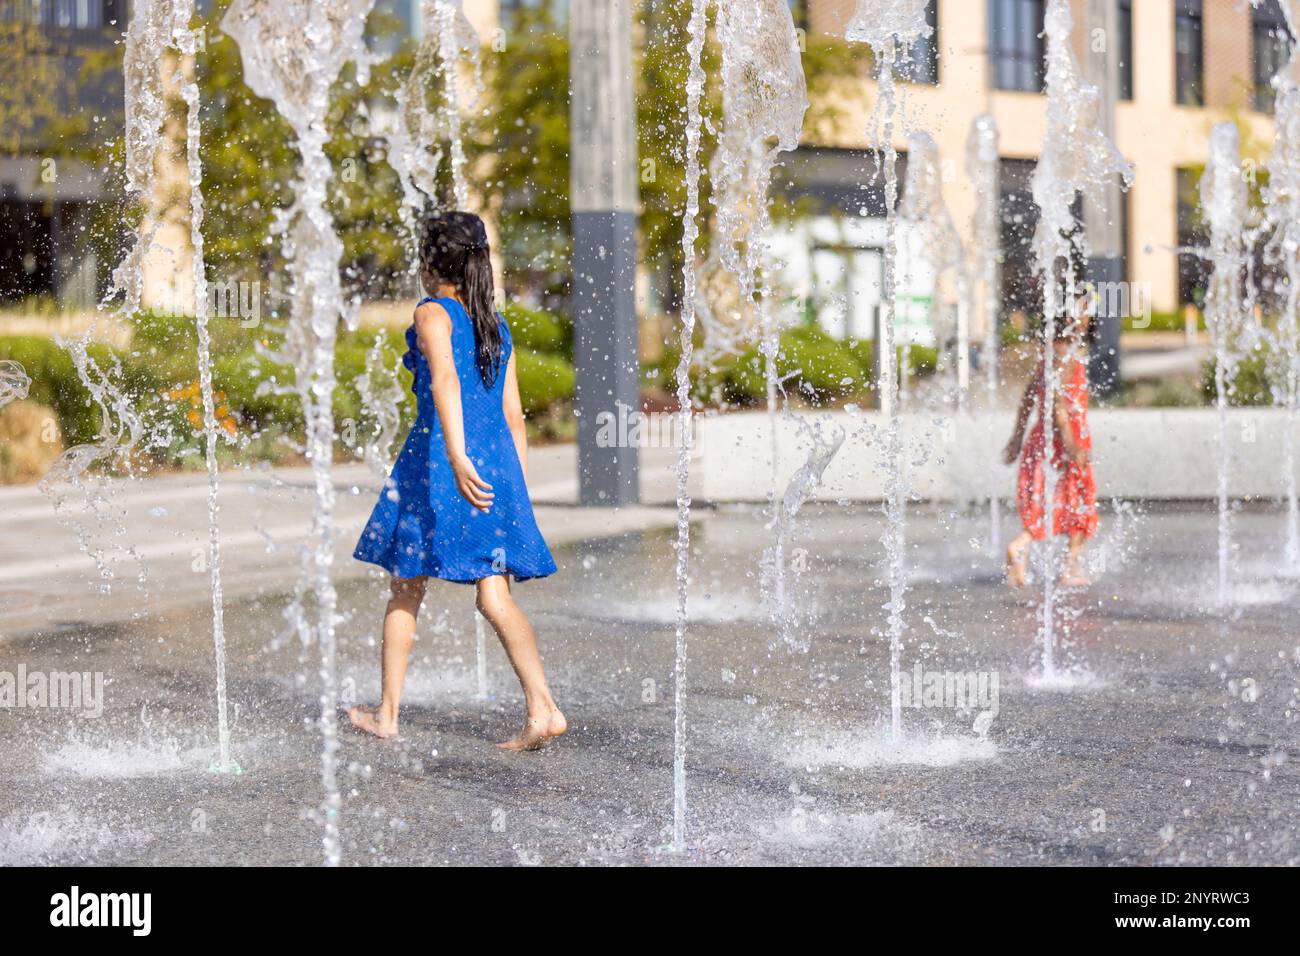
[476, 575, 566, 751]
[1060, 533, 1091, 586]
[1006, 530, 1033, 588]
[348, 576, 427, 739]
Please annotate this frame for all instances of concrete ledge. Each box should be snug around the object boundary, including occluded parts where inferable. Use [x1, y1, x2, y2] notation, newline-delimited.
[696, 408, 1299, 502]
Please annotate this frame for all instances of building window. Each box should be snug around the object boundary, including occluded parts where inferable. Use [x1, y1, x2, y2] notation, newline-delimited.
[1174, 0, 1204, 106]
[38, 0, 105, 29]
[1176, 167, 1209, 307]
[500, 0, 568, 31]
[999, 158, 1041, 316]
[1118, 0, 1133, 101]
[990, 0, 1045, 93]
[895, 0, 939, 84]
[1253, 0, 1294, 113]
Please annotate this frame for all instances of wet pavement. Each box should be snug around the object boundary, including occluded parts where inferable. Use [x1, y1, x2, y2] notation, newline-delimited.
[1, 502, 1297, 866]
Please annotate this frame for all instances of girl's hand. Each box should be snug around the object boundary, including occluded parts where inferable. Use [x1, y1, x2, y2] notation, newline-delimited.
[451, 454, 494, 512]
[1073, 447, 1089, 467]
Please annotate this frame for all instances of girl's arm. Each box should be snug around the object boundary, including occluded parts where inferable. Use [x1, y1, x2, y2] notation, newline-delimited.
[1002, 380, 1036, 464]
[415, 301, 494, 512]
[501, 350, 529, 483]
[1053, 388, 1087, 465]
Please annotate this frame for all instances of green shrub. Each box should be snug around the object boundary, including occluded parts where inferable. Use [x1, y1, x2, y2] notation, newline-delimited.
[781, 325, 868, 400]
[654, 326, 939, 409]
[502, 301, 570, 358]
[1124, 309, 1201, 333]
[723, 326, 867, 406]
[212, 350, 299, 437]
[515, 347, 575, 415]
[0, 335, 158, 447]
[845, 338, 874, 377]
[846, 336, 936, 382]
[906, 344, 938, 377]
[1151, 377, 1206, 407]
[1202, 349, 1273, 407]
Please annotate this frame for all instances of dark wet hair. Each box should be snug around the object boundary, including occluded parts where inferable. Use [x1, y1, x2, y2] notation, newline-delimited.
[418, 210, 501, 387]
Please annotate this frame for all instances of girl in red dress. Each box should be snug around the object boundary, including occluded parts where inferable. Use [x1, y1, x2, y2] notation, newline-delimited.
[1002, 321, 1098, 588]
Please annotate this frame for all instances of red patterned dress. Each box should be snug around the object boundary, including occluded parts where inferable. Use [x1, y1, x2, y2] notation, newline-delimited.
[1016, 355, 1099, 541]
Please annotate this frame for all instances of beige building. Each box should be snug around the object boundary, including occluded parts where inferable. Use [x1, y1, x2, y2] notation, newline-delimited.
[799, 0, 1284, 317]
[21, 1, 1282, 327]
[462, 1, 1285, 330]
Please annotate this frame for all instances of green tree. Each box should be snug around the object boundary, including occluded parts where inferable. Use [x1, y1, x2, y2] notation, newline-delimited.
[195, 0, 413, 297]
[475, 0, 867, 311]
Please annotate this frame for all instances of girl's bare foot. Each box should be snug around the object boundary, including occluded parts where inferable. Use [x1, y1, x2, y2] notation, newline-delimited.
[1059, 571, 1092, 588]
[497, 707, 567, 752]
[347, 705, 399, 739]
[1006, 542, 1028, 588]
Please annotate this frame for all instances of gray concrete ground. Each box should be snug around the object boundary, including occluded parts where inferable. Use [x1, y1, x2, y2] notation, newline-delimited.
[0, 444, 683, 635]
[2, 462, 1298, 864]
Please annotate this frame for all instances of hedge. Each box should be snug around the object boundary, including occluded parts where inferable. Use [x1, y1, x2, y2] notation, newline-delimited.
[503, 300, 571, 358]
[655, 325, 939, 408]
[0, 311, 577, 469]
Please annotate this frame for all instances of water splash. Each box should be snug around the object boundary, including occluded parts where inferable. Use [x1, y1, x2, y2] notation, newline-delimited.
[899, 130, 965, 402]
[354, 331, 406, 477]
[967, 114, 1003, 551]
[434, 0, 479, 209]
[735, 0, 804, 587]
[845, 0, 933, 741]
[1030, 0, 1132, 675]
[222, 0, 377, 867]
[1201, 122, 1249, 609]
[1261, 0, 1300, 567]
[698, 1, 807, 369]
[384, 0, 481, 258]
[967, 114, 1001, 399]
[0, 360, 30, 408]
[844, 0, 932, 47]
[709, 0, 807, 521]
[691, 0, 806, 846]
[170, 2, 237, 774]
[39, 0, 172, 586]
[474, 610, 489, 701]
[0, 810, 151, 866]
[764, 421, 846, 653]
[671, 0, 708, 855]
[785, 727, 997, 769]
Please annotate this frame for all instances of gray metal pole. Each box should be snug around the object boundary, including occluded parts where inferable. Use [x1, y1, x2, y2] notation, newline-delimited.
[1084, 0, 1124, 397]
[570, 0, 640, 506]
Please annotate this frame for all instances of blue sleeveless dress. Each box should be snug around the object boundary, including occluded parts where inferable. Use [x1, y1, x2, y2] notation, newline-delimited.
[352, 297, 557, 583]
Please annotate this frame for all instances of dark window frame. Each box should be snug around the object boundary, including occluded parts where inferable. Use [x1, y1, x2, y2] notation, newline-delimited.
[1118, 0, 1134, 101]
[1176, 166, 1209, 307]
[897, 0, 940, 85]
[989, 0, 1046, 94]
[37, 0, 110, 30]
[499, 0, 568, 32]
[1174, 0, 1204, 107]
[1253, 0, 1294, 114]
[999, 157, 1041, 316]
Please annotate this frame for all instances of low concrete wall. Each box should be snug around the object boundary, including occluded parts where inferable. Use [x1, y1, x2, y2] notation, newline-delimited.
[695, 408, 1297, 502]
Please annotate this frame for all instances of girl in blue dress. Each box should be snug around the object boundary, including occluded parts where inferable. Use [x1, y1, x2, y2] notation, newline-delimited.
[349, 211, 565, 751]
